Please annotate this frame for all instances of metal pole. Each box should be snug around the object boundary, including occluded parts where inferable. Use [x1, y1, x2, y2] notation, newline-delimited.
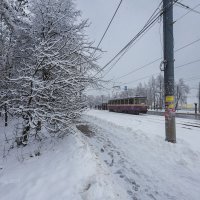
[163, 0, 176, 143]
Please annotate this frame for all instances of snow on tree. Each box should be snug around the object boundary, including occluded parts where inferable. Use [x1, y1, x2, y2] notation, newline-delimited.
[1, 0, 99, 144]
[0, 0, 28, 126]
[175, 78, 190, 110]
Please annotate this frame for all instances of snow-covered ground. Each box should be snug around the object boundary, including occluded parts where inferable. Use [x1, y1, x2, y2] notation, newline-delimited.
[149, 108, 198, 115]
[83, 110, 200, 200]
[1, 110, 200, 200]
[0, 118, 126, 200]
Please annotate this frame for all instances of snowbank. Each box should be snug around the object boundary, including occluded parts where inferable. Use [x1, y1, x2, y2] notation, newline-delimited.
[84, 110, 200, 200]
[0, 119, 125, 200]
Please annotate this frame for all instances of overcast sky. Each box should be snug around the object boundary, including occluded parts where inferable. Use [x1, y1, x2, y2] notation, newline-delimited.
[76, 0, 200, 102]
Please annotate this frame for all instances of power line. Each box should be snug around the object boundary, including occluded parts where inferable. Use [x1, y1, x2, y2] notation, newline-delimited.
[101, 19, 161, 78]
[93, 0, 165, 77]
[93, 0, 200, 90]
[100, 59, 200, 92]
[108, 58, 200, 89]
[101, 1, 200, 80]
[175, 58, 200, 69]
[122, 73, 160, 85]
[111, 37, 200, 81]
[175, 3, 200, 22]
[96, 0, 123, 50]
[95, 0, 184, 78]
[174, 37, 200, 52]
[114, 58, 161, 80]
[96, 16, 160, 76]
[175, 1, 200, 15]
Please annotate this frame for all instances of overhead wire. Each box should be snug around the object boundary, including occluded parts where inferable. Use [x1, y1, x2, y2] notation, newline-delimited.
[122, 73, 160, 85]
[108, 57, 200, 89]
[174, 2, 200, 22]
[91, 0, 200, 92]
[174, 37, 200, 52]
[93, 0, 165, 77]
[101, 0, 191, 80]
[95, 0, 184, 79]
[113, 58, 162, 81]
[85, 0, 123, 89]
[111, 37, 200, 81]
[175, 58, 200, 69]
[95, 0, 123, 50]
[89, 63, 200, 92]
[101, 14, 164, 78]
[175, 1, 200, 15]
[101, 25, 157, 78]
[95, 16, 160, 77]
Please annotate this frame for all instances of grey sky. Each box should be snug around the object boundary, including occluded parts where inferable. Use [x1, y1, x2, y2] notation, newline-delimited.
[76, 0, 200, 102]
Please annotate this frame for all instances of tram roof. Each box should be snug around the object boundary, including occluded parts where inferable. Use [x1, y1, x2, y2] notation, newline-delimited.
[108, 96, 147, 101]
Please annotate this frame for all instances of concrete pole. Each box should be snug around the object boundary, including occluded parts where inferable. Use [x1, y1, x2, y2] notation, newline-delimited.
[163, 0, 176, 143]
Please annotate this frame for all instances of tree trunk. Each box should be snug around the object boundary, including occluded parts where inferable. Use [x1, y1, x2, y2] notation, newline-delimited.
[4, 104, 8, 127]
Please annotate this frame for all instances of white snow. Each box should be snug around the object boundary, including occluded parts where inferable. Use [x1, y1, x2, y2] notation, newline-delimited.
[1, 110, 200, 200]
[0, 118, 125, 200]
[83, 110, 200, 200]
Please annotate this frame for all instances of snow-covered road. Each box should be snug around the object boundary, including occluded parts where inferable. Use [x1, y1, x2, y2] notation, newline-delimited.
[83, 110, 200, 200]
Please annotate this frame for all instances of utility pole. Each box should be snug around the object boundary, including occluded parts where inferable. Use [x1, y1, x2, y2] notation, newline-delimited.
[163, 0, 176, 143]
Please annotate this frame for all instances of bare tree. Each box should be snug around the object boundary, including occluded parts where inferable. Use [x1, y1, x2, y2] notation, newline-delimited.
[0, 0, 99, 144]
[156, 74, 164, 110]
[175, 79, 190, 110]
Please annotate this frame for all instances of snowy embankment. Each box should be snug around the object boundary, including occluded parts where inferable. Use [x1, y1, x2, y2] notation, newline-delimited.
[0, 119, 126, 200]
[83, 110, 200, 200]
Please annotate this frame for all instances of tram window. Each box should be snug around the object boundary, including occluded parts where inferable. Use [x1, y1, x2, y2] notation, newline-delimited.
[125, 99, 128, 104]
[129, 98, 133, 104]
[139, 98, 146, 104]
[135, 98, 139, 104]
[121, 99, 124, 104]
